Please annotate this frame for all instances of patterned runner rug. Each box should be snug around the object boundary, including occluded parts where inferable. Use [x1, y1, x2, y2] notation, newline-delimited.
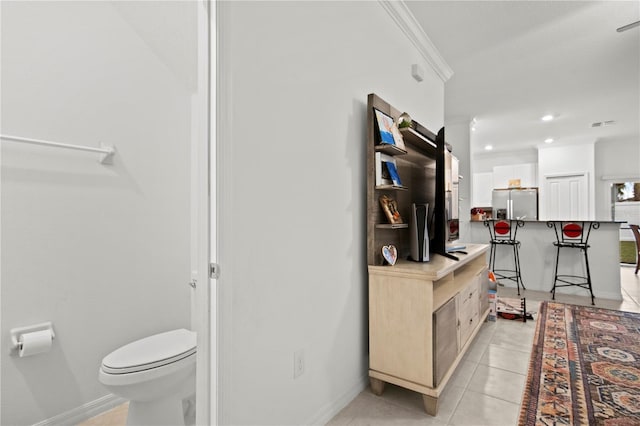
[520, 301, 640, 425]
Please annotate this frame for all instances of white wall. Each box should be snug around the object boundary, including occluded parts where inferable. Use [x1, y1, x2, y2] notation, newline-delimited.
[217, 1, 445, 424]
[1, 2, 194, 424]
[538, 142, 595, 220]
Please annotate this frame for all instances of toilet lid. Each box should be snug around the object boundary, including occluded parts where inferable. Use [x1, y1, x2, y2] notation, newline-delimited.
[101, 329, 196, 374]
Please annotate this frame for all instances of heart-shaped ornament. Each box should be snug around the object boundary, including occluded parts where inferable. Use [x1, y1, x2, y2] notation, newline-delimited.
[382, 245, 398, 266]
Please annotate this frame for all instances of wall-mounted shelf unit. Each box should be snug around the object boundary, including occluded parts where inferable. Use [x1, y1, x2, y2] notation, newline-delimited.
[366, 93, 445, 266]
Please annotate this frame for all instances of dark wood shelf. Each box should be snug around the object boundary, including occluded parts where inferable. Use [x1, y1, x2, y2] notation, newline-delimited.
[375, 184, 408, 191]
[375, 143, 407, 156]
[375, 223, 409, 229]
[400, 127, 437, 155]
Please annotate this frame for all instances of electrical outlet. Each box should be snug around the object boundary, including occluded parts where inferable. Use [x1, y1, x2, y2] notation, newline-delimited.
[293, 349, 304, 379]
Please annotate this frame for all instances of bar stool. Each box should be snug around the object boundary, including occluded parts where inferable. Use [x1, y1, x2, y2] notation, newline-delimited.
[630, 224, 640, 275]
[547, 221, 599, 305]
[484, 219, 526, 295]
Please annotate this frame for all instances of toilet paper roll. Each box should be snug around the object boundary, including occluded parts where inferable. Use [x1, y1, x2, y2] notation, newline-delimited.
[19, 329, 53, 357]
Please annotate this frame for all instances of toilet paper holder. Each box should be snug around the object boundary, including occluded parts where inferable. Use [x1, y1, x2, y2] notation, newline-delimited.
[9, 322, 55, 355]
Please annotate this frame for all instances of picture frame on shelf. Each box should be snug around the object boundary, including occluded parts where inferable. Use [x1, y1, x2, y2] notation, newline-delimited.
[374, 108, 406, 150]
[381, 245, 398, 266]
[379, 195, 403, 224]
[375, 152, 403, 187]
[375, 152, 392, 186]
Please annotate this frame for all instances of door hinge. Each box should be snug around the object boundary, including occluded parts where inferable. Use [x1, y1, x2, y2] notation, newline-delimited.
[209, 263, 220, 279]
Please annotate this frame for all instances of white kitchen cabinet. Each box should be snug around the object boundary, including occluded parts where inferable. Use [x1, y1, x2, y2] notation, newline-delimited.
[492, 163, 537, 188]
[472, 172, 493, 207]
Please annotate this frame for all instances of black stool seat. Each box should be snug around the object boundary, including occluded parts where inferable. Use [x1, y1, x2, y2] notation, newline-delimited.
[484, 219, 526, 295]
[547, 221, 600, 305]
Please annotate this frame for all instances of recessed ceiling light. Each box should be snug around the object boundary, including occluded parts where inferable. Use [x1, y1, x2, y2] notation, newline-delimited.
[545, 138, 554, 144]
[541, 114, 554, 122]
[471, 126, 476, 132]
[484, 145, 493, 151]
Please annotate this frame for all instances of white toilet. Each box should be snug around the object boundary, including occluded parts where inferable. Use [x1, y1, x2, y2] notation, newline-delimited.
[99, 328, 197, 426]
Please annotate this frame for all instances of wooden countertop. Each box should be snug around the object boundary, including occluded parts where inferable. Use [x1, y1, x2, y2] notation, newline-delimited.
[368, 243, 488, 281]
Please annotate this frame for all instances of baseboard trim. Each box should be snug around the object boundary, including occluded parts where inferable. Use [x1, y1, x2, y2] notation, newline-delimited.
[304, 373, 369, 426]
[33, 394, 126, 426]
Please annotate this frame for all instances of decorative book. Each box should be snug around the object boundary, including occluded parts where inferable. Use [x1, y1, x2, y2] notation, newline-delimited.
[374, 108, 406, 150]
[379, 195, 403, 224]
[385, 161, 402, 186]
[375, 152, 402, 186]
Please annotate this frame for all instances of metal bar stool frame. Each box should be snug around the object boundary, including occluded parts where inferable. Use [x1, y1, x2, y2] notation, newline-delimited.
[630, 224, 640, 275]
[547, 221, 600, 305]
[484, 219, 526, 295]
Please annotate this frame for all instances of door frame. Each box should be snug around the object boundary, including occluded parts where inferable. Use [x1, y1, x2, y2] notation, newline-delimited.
[194, 1, 217, 424]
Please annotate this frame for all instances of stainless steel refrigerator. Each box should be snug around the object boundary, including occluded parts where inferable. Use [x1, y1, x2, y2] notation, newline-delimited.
[492, 188, 538, 220]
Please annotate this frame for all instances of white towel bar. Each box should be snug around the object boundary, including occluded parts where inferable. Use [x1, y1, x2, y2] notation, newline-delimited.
[0, 134, 115, 164]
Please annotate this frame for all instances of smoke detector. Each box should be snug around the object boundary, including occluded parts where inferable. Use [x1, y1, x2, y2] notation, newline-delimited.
[591, 120, 616, 128]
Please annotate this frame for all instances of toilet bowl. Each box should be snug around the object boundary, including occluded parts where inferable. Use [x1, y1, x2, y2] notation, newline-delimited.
[99, 328, 196, 426]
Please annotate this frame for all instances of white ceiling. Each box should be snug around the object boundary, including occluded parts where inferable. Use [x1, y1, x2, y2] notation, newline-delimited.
[405, 1, 640, 156]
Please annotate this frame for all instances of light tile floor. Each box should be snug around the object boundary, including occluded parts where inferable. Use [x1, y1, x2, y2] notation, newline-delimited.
[80, 267, 640, 426]
[327, 265, 640, 426]
[78, 403, 128, 426]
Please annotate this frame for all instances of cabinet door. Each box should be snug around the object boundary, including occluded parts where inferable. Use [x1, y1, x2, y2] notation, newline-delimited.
[433, 296, 459, 387]
[472, 172, 493, 207]
[478, 267, 489, 316]
[518, 163, 537, 187]
[493, 164, 538, 188]
[492, 165, 513, 189]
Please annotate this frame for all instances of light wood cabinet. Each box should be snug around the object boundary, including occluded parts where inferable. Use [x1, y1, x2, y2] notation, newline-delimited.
[368, 244, 489, 415]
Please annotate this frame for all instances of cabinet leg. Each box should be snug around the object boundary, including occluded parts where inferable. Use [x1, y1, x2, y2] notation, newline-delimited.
[422, 394, 439, 416]
[370, 377, 385, 396]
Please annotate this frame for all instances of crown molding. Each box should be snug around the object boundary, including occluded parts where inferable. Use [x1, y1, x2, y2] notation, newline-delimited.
[378, 0, 454, 83]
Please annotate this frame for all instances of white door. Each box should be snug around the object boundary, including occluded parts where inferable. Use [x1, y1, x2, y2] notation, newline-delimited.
[544, 173, 589, 220]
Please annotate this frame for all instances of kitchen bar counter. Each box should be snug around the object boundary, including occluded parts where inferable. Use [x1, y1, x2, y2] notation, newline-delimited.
[469, 219, 625, 224]
[468, 220, 623, 300]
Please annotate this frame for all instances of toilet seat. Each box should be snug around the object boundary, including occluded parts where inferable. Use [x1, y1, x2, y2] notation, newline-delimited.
[101, 329, 196, 374]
